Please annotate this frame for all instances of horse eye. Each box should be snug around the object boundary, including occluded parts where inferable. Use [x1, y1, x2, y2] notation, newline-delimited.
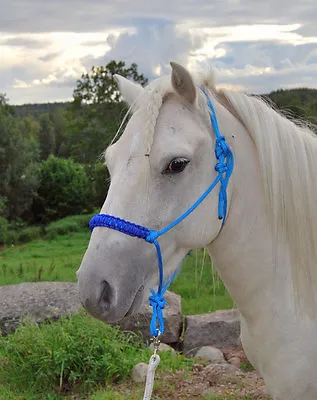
[164, 158, 190, 174]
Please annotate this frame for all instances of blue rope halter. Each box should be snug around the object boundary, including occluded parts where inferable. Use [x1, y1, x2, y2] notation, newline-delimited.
[89, 89, 234, 337]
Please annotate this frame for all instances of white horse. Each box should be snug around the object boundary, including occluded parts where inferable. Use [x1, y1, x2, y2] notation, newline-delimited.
[77, 62, 317, 400]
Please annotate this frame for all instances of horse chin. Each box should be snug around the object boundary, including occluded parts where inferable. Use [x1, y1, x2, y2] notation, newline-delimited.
[122, 284, 145, 319]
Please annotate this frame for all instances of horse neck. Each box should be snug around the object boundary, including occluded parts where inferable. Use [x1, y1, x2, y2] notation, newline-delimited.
[207, 109, 292, 322]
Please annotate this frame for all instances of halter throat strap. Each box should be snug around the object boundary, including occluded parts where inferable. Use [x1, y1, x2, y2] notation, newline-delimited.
[89, 88, 234, 337]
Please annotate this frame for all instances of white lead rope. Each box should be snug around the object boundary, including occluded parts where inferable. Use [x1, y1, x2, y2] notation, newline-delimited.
[142, 353, 160, 400]
[142, 335, 161, 400]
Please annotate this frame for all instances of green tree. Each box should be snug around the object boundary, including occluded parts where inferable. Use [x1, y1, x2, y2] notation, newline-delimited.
[0, 96, 40, 219]
[266, 88, 317, 126]
[73, 60, 148, 105]
[85, 162, 110, 208]
[51, 108, 68, 157]
[33, 156, 93, 222]
[39, 113, 56, 160]
[65, 60, 148, 164]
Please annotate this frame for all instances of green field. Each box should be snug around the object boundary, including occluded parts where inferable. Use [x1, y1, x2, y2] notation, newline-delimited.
[0, 222, 234, 399]
[0, 231, 233, 315]
[0, 231, 89, 286]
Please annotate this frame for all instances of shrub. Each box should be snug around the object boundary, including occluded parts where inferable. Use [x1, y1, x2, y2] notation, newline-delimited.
[0, 313, 147, 395]
[85, 162, 109, 208]
[45, 213, 95, 239]
[33, 156, 93, 223]
[0, 313, 192, 397]
[0, 223, 42, 246]
[17, 226, 42, 243]
[0, 217, 8, 244]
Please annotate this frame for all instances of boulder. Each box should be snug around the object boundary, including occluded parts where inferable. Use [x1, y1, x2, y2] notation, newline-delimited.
[0, 283, 182, 345]
[183, 309, 240, 353]
[0, 282, 81, 335]
[203, 362, 239, 385]
[194, 346, 226, 363]
[150, 342, 177, 356]
[131, 363, 148, 383]
[115, 291, 183, 344]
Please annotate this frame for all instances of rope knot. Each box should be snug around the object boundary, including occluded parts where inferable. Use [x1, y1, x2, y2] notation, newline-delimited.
[146, 230, 159, 243]
[215, 162, 228, 174]
[149, 292, 166, 337]
[215, 136, 229, 159]
[149, 294, 166, 310]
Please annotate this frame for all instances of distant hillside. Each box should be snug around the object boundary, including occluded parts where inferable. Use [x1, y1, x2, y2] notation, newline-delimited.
[265, 88, 317, 107]
[14, 101, 71, 118]
[262, 88, 317, 126]
[12, 88, 317, 125]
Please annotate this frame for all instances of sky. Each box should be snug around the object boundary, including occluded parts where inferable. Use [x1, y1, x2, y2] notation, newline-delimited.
[1, 0, 317, 104]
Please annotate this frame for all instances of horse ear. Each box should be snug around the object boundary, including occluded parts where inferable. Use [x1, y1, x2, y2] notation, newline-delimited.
[114, 74, 144, 111]
[170, 61, 196, 104]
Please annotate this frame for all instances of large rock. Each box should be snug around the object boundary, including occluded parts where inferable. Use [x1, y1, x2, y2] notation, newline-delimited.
[115, 291, 182, 344]
[0, 282, 81, 335]
[194, 346, 226, 363]
[131, 363, 148, 383]
[0, 283, 182, 344]
[183, 309, 240, 353]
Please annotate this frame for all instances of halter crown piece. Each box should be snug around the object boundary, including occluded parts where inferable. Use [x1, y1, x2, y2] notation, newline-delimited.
[89, 88, 234, 337]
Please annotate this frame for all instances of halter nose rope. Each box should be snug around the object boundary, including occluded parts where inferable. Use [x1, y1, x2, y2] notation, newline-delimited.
[89, 88, 234, 338]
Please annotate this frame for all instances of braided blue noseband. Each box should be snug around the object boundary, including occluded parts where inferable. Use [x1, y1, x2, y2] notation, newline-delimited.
[89, 89, 234, 337]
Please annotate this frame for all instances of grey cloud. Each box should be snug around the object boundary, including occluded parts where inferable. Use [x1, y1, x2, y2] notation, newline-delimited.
[202, 40, 317, 92]
[8, 84, 73, 105]
[89, 20, 203, 79]
[48, 76, 77, 89]
[0, 60, 75, 104]
[2, 37, 50, 48]
[1, 0, 317, 104]
[0, 64, 40, 93]
[216, 63, 317, 94]
[214, 41, 317, 70]
[1, 0, 316, 33]
[296, 23, 317, 37]
[38, 52, 61, 62]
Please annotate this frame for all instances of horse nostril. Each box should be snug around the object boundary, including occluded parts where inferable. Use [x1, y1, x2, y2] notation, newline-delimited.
[98, 281, 112, 313]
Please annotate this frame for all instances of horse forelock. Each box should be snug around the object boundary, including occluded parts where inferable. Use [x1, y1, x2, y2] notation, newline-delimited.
[109, 70, 216, 155]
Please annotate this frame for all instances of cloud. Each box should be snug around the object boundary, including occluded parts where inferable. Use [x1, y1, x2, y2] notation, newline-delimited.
[1, 0, 317, 103]
[38, 52, 61, 62]
[90, 19, 204, 79]
[1, 37, 50, 48]
[1, 0, 317, 33]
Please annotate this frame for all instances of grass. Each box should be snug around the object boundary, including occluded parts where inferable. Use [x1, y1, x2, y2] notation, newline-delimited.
[1, 213, 96, 247]
[0, 231, 89, 285]
[240, 361, 255, 372]
[0, 227, 233, 313]
[170, 249, 233, 314]
[0, 313, 192, 399]
[0, 215, 238, 399]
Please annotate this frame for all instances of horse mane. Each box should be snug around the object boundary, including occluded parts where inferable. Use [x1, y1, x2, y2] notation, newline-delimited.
[112, 69, 317, 316]
[219, 87, 317, 317]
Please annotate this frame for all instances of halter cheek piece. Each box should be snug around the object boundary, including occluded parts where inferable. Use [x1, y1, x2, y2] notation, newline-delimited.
[89, 89, 234, 337]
